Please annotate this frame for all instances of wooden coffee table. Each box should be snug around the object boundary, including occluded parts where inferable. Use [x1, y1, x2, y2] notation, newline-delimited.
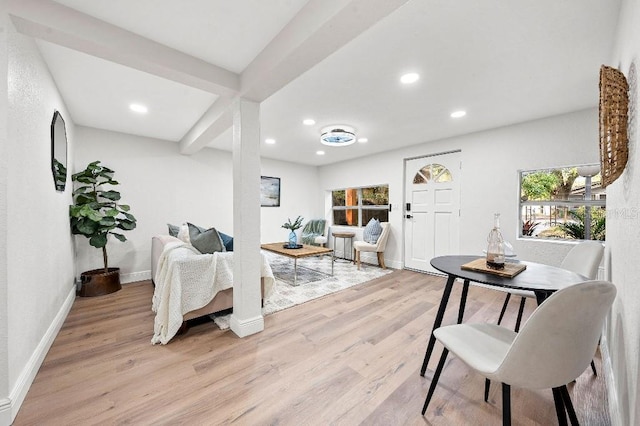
[261, 242, 333, 286]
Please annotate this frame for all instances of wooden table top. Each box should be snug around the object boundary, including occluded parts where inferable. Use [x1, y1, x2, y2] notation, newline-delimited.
[261, 242, 333, 259]
[332, 232, 355, 238]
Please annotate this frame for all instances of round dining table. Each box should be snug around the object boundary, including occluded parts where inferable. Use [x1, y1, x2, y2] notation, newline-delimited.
[420, 255, 589, 377]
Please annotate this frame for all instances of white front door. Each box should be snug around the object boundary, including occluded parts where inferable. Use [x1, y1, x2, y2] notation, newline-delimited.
[404, 152, 461, 273]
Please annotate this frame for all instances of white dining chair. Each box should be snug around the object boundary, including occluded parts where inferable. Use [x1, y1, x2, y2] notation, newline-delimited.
[496, 241, 604, 332]
[422, 280, 616, 425]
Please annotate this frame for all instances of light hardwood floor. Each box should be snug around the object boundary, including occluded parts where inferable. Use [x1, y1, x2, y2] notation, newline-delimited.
[15, 270, 610, 425]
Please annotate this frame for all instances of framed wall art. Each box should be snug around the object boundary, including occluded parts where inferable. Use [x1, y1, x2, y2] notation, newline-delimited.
[260, 176, 280, 207]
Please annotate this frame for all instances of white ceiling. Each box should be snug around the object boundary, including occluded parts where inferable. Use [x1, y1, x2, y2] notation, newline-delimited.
[9, 0, 622, 166]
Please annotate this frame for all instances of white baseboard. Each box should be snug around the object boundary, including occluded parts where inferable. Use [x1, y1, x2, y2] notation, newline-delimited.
[121, 270, 150, 284]
[9, 285, 76, 423]
[356, 253, 402, 270]
[230, 314, 264, 338]
[600, 333, 623, 426]
[0, 398, 11, 426]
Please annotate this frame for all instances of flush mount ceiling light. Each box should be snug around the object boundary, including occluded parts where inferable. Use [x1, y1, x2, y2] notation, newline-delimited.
[303, 118, 316, 126]
[265, 138, 276, 144]
[320, 125, 356, 147]
[358, 137, 368, 143]
[450, 110, 467, 118]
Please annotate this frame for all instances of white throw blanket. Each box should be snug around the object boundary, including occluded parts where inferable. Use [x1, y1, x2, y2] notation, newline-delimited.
[151, 242, 275, 344]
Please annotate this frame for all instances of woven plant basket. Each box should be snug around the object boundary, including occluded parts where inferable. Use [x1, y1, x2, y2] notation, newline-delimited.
[599, 65, 629, 187]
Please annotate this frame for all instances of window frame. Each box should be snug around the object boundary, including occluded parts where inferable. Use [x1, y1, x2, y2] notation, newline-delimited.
[331, 185, 389, 227]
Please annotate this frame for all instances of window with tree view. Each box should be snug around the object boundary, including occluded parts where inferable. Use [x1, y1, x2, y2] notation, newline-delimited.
[519, 164, 605, 241]
[332, 186, 389, 226]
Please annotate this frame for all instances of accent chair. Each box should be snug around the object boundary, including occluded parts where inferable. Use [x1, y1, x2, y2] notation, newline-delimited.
[353, 222, 390, 270]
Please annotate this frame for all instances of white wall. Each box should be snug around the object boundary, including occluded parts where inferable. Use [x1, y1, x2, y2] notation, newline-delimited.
[3, 20, 76, 423]
[73, 126, 321, 282]
[319, 108, 599, 268]
[0, 8, 9, 425]
[603, 0, 640, 424]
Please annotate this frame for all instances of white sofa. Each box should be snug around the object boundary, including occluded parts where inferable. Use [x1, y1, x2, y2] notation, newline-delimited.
[151, 235, 273, 343]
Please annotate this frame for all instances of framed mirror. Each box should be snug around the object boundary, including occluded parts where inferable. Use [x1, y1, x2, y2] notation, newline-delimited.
[51, 111, 68, 191]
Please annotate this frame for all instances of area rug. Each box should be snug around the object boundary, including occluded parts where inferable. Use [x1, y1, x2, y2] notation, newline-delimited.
[212, 251, 393, 330]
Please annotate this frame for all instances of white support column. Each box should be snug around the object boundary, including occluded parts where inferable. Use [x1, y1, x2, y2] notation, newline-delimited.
[230, 98, 264, 337]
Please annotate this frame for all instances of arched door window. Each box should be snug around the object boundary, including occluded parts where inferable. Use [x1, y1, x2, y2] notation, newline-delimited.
[413, 163, 453, 184]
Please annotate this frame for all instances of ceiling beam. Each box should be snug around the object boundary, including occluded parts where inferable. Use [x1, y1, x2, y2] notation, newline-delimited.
[8, 0, 239, 97]
[179, 97, 234, 155]
[240, 0, 411, 102]
[179, 0, 411, 154]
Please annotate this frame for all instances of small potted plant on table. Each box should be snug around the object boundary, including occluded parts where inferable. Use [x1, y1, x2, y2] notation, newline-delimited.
[69, 161, 137, 296]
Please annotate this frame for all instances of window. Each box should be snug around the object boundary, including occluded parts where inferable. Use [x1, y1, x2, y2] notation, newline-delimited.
[413, 163, 452, 184]
[519, 164, 605, 241]
[332, 185, 389, 226]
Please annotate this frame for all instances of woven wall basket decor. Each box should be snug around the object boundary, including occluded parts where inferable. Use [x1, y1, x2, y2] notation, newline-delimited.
[599, 64, 629, 187]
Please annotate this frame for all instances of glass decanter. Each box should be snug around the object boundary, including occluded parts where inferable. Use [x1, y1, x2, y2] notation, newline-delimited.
[486, 213, 505, 270]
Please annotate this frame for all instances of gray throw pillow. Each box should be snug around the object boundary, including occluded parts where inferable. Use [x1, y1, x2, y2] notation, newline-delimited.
[187, 223, 225, 254]
[167, 223, 180, 237]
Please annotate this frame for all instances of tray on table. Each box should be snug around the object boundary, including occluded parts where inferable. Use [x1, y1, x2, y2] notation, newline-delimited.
[461, 257, 527, 278]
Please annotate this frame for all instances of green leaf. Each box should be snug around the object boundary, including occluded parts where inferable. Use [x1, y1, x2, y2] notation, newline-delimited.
[117, 220, 136, 231]
[101, 191, 121, 201]
[89, 233, 108, 248]
[99, 216, 116, 226]
[77, 220, 98, 235]
[105, 208, 119, 217]
[74, 175, 96, 184]
[69, 205, 83, 217]
[85, 209, 103, 223]
[119, 205, 130, 212]
[75, 193, 95, 204]
[73, 186, 90, 195]
[111, 233, 127, 242]
[123, 212, 136, 221]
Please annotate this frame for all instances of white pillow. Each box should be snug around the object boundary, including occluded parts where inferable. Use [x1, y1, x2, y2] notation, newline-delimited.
[177, 223, 191, 244]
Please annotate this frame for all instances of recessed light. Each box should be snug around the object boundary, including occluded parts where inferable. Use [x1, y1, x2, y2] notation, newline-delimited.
[358, 138, 368, 143]
[316, 150, 325, 155]
[303, 119, 315, 126]
[400, 73, 420, 84]
[129, 103, 148, 114]
[265, 138, 276, 144]
[450, 110, 467, 118]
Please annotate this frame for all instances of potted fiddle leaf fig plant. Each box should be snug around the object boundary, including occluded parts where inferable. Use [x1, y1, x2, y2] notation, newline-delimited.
[70, 161, 137, 296]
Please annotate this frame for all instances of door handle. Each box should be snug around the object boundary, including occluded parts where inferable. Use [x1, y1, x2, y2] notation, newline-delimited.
[406, 214, 413, 219]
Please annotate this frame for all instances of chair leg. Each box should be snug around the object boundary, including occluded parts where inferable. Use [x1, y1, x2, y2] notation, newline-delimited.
[497, 293, 511, 325]
[552, 387, 569, 426]
[502, 383, 511, 426]
[484, 378, 491, 402]
[356, 250, 361, 270]
[514, 297, 527, 332]
[377, 252, 386, 269]
[421, 348, 449, 415]
[590, 359, 597, 376]
[560, 385, 580, 426]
